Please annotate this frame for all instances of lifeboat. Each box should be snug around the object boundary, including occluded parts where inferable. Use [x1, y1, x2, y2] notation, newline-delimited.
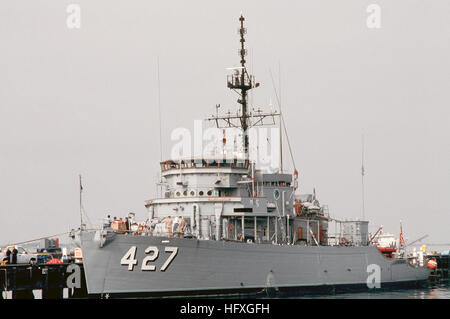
[377, 246, 397, 259]
[377, 246, 397, 254]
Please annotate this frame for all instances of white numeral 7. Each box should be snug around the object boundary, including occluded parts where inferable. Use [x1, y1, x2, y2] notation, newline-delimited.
[161, 247, 178, 271]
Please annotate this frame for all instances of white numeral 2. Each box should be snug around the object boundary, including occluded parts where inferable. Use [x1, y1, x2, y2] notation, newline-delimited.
[141, 246, 159, 271]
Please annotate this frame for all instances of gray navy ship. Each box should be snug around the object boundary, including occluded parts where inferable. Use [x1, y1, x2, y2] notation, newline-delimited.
[79, 15, 430, 298]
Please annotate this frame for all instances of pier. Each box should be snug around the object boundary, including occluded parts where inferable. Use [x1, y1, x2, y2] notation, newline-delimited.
[1, 263, 87, 299]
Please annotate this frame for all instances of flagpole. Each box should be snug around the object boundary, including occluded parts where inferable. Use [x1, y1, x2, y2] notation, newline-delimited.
[399, 220, 404, 248]
[361, 133, 365, 221]
[397, 220, 402, 258]
[79, 174, 83, 230]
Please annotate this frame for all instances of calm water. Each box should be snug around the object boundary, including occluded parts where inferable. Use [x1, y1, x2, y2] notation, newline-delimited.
[2, 284, 449, 299]
[291, 282, 450, 299]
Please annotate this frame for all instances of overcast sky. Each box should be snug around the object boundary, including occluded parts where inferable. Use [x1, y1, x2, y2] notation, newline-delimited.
[1, 0, 449, 246]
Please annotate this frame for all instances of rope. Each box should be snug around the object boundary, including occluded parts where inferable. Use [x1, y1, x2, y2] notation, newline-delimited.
[269, 69, 297, 172]
[1, 227, 102, 248]
[1, 231, 73, 248]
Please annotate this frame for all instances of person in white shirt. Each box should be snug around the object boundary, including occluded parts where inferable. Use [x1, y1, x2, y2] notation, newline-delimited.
[103, 214, 111, 228]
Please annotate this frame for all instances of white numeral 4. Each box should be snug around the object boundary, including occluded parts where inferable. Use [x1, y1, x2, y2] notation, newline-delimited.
[120, 246, 138, 271]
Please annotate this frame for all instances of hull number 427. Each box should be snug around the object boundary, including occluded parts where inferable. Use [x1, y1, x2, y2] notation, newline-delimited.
[121, 246, 178, 272]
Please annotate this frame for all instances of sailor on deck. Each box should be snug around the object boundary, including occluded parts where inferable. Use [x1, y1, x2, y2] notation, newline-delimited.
[165, 216, 173, 237]
[103, 215, 111, 228]
[176, 216, 185, 237]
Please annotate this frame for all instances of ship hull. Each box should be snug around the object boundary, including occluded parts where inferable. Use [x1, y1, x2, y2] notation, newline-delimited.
[80, 230, 429, 297]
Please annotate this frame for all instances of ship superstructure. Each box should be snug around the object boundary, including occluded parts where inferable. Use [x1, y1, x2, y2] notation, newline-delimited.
[146, 15, 327, 246]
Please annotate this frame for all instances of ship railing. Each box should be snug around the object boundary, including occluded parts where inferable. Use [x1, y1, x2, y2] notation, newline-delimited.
[160, 158, 250, 172]
[105, 222, 192, 239]
[147, 195, 267, 202]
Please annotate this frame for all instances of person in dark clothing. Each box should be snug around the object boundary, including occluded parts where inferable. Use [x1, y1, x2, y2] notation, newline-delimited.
[11, 246, 18, 264]
[125, 217, 130, 233]
[5, 248, 11, 264]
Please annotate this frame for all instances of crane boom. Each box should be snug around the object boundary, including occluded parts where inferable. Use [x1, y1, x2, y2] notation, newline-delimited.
[405, 234, 429, 248]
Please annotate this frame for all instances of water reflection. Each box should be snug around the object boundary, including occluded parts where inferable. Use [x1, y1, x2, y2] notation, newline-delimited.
[291, 282, 450, 299]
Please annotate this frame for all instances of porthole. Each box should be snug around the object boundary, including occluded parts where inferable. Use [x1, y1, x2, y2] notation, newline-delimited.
[199, 191, 204, 196]
[176, 191, 181, 197]
[190, 191, 195, 196]
[207, 190, 212, 196]
[183, 191, 187, 196]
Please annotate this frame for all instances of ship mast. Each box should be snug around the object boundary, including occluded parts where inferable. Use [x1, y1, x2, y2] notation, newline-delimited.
[208, 14, 278, 158]
[238, 14, 249, 154]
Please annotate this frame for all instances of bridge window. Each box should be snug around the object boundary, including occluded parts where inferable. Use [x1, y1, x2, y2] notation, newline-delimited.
[234, 208, 253, 213]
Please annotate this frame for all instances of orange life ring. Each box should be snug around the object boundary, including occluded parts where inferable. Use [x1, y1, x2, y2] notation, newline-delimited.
[427, 259, 437, 270]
